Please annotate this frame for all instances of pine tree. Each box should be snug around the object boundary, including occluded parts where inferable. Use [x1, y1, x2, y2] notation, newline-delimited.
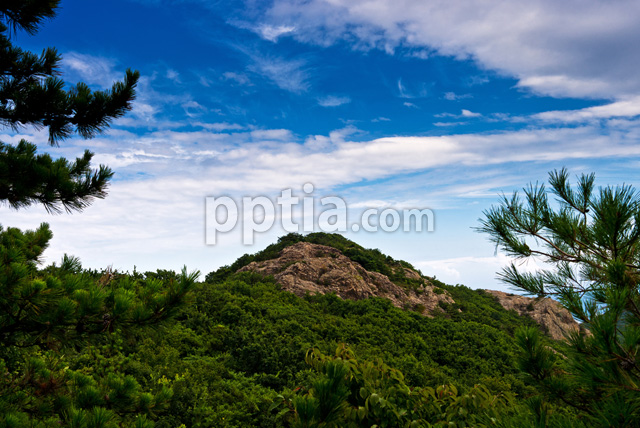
[478, 168, 640, 426]
[0, 223, 196, 426]
[0, 0, 139, 213]
[0, 3, 198, 425]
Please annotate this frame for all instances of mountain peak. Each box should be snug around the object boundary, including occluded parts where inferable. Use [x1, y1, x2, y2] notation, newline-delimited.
[238, 241, 454, 315]
[209, 232, 581, 340]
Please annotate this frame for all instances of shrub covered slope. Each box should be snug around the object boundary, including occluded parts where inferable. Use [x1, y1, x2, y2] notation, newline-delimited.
[1, 233, 587, 427]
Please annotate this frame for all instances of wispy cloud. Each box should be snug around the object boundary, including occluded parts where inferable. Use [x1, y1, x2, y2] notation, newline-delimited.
[166, 69, 181, 83]
[6, 118, 640, 281]
[222, 71, 252, 86]
[193, 122, 246, 131]
[182, 101, 207, 118]
[256, 24, 296, 41]
[436, 109, 482, 119]
[434, 121, 466, 127]
[114, 74, 202, 129]
[62, 52, 120, 88]
[247, 54, 311, 93]
[397, 78, 428, 99]
[50, 121, 640, 194]
[444, 92, 472, 101]
[317, 95, 351, 107]
[250, 129, 294, 141]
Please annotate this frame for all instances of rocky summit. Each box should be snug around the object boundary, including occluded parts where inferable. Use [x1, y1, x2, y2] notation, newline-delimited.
[238, 240, 581, 340]
[238, 241, 454, 315]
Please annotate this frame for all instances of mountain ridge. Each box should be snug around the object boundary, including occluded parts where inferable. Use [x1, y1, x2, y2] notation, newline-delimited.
[210, 232, 580, 340]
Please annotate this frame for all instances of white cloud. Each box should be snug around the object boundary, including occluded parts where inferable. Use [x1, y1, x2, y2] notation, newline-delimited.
[257, 24, 296, 41]
[182, 101, 207, 118]
[532, 96, 640, 122]
[166, 69, 181, 83]
[6, 118, 640, 278]
[403, 102, 418, 108]
[247, 54, 310, 93]
[194, 122, 246, 131]
[0, 127, 50, 146]
[349, 200, 393, 209]
[15, 118, 640, 199]
[250, 129, 294, 141]
[264, 0, 640, 99]
[62, 52, 120, 88]
[443, 92, 472, 101]
[434, 121, 466, 127]
[222, 71, 252, 86]
[317, 95, 351, 107]
[129, 101, 158, 123]
[93, 149, 172, 169]
[83, 123, 640, 193]
[304, 135, 333, 151]
[435, 109, 482, 120]
[461, 109, 481, 118]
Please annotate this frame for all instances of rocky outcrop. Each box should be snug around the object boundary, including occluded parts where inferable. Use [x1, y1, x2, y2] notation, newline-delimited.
[235, 240, 581, 338]
[483, 289, 580, 340]
[238, 242, 454, 315]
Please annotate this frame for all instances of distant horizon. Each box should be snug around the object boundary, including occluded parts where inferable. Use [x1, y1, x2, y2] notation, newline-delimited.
[3, 0, 640, 292]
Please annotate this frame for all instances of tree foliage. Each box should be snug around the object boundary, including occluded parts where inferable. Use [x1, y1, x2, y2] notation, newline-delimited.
[479, 168, 640, 426]
[0, 224, 198, 349]
[0, 0, 139, 213]
[0, 3, 204, 426]
[0, 223, 198, 426]
[274, 345, 514, 428]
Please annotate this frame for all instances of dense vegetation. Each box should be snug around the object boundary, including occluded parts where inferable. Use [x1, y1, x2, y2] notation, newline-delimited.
[1, 235, 588, 426]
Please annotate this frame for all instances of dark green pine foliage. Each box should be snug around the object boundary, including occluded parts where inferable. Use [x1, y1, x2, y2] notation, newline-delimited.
[0, 223, 199, 350]
[0, 0, 139, 213]
[0, 3, 202, 426]
[479, 168, 640, 427]
[0, 223, 199, 426]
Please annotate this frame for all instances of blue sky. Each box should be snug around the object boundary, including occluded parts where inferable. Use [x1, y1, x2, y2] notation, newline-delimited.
[3, 0, 640, 290]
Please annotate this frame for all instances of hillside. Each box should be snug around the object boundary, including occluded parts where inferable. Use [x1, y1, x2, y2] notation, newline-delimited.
[219, 232, 580, 341]
[5, 232, 587, 427]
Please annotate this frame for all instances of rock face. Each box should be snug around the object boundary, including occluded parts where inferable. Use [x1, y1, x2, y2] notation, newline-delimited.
[235, 240, 580, 339]
[238, 242, 454, 315]
[483, 289, 580, 340]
